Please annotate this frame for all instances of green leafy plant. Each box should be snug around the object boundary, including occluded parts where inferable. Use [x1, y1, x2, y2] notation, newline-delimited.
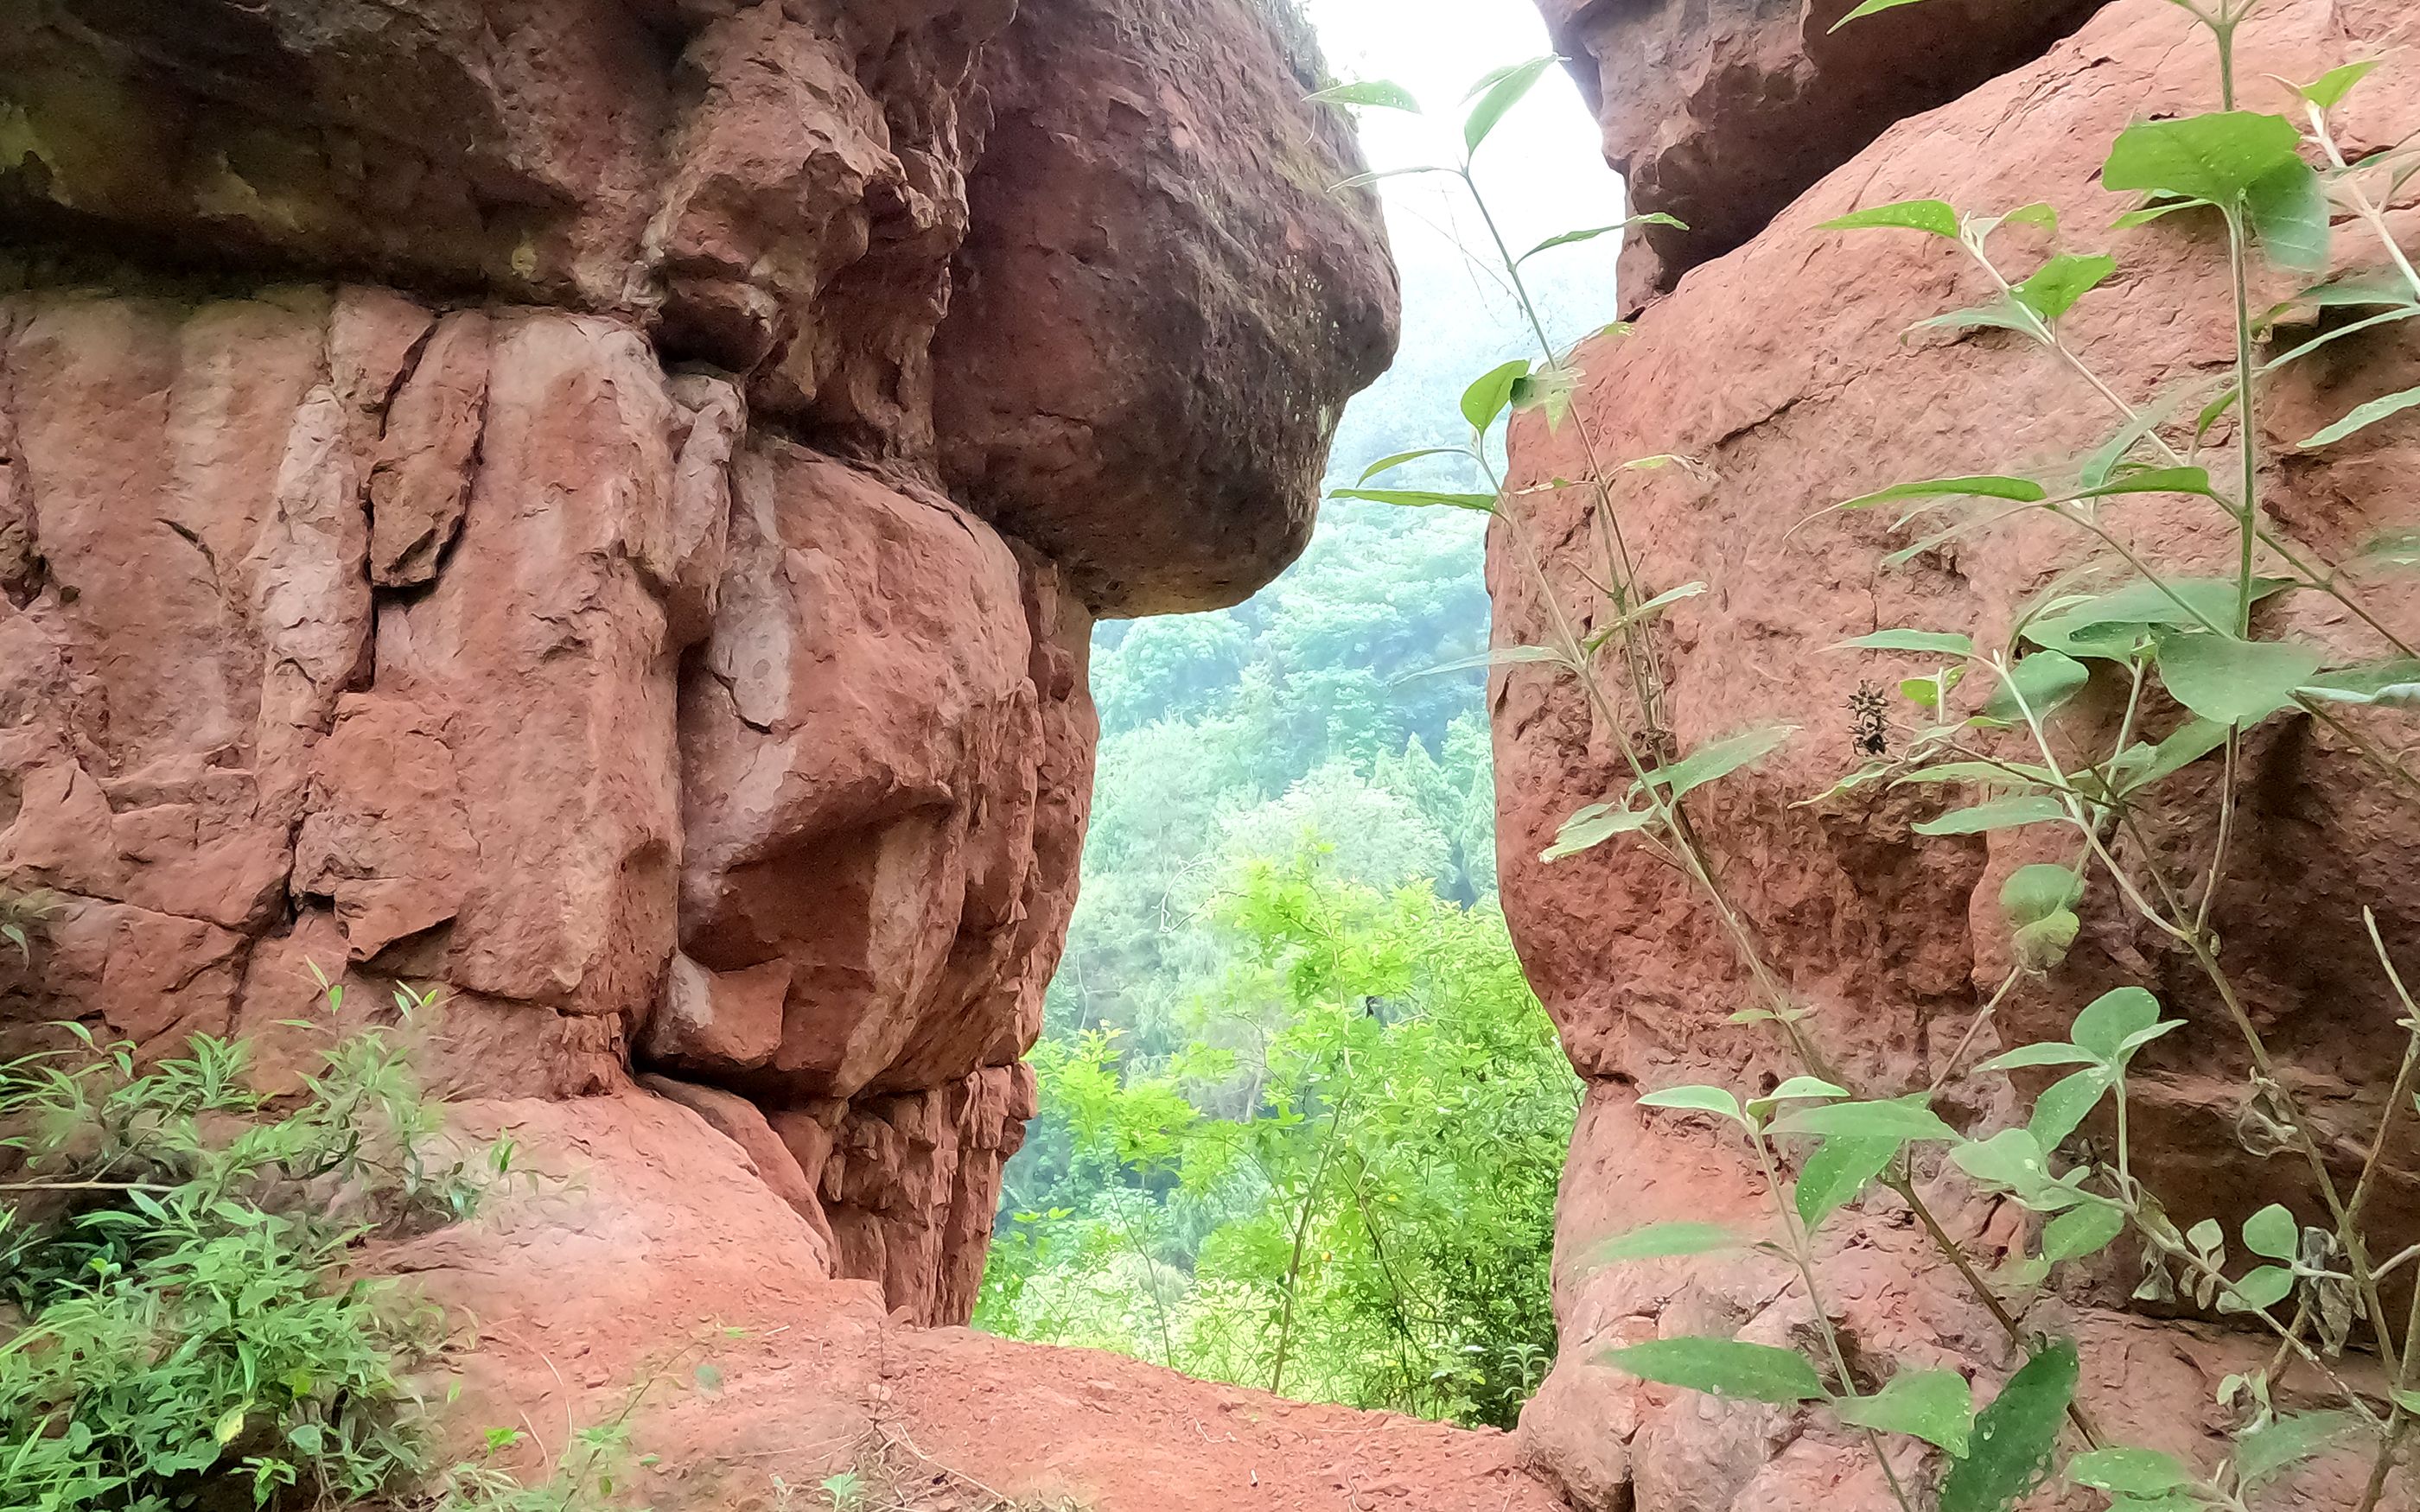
[1312, 3, 2417, 1508]
[0, 993, 521, 1510]
[979, 842, 1574, 1427]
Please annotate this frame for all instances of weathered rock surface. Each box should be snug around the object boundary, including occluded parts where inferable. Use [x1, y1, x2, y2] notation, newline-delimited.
[394, 1093, 1564, 1512]
[0, 0, 1394, 1331]
[1539, 0, 2108, 303]
[1495, 0, 2418, 1506]
[933, 0, 1400, 614]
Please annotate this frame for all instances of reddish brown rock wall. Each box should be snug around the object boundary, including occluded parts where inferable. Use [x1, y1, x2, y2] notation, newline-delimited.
[1540, 0, 2108, 304]
[1498, 0, 2417, 1505]
[0, 0, 1394, 1326]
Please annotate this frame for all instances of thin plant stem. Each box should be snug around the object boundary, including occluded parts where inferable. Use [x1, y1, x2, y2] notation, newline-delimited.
[2349, 910, 2420, 1237]
[2224, 211, 2259, 636]
[1270, 1060, 1355, 1397]
[1965, 245, 2418, 663]
[1747, 1123, 1920, 1512]
[2354, 909, 2420, 1512]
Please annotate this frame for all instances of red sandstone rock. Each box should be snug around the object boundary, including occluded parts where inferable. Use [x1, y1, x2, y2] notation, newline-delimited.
[675, 440, 1092, 1113]
[368, 311, 490, 588]
[1539, 0, 2107, 304]
[933, 0, 1400, 613]
[0, 0, 1392, 1370]
[388, 1093, 1563, 1512]
[1493, 2, 2419, 1506]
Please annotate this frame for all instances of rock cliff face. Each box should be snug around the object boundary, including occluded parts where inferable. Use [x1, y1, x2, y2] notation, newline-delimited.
[1501, 0, 2417, 1507]
[0, 0, 1397, 1329]
[1538, 0, 2108, 304]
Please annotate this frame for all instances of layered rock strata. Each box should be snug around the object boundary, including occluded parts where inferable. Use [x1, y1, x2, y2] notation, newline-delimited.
[0, 0, 1396, 1326]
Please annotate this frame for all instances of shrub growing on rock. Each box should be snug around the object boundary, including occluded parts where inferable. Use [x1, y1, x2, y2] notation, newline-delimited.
[0, 992, 517, 1510]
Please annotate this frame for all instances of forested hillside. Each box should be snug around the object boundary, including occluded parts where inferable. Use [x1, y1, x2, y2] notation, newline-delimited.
[972, 44, 1621, 1417]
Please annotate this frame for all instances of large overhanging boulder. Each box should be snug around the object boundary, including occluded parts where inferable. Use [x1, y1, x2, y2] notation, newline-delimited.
[933, 0, 1401, 615]
[0, 0, 1398, 1327]
[1538, 0, 2109, 305]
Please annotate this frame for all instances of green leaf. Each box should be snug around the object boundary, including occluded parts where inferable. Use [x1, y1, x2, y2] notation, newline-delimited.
[2219, 1264, 2295, 1312]
[1600, 1337, 1829, 1402]
[1891, 760, 2054, 788]
[1913, 796, 2069, 836]
[1638, 1084, 1747, 1123]
[693, 1362, 725, 1397]
[2101, 111, 2306, 206]
[1952, 1128, 2054, 1191]
[2012, 910, 2081, 972]
[1835, 629, 1976, 657]
[2299, 658, 2420, 707]
[1589, 1221, 1743, 1265]
[1462, 359, 1532, 431]
[1835, 1369, 1976, 1455]
[2003, 202, 2060, 233]
[2234, 1410, 2364, 1488]
[1940, 1339, 2079, 1512]
[2360, 529, 2420, 568]
[1330, 487, 1500, 512]
[1464, 56, 1557, 154]
[1983, 650, 2091, 725]
[1307, 79, 1421, 112]
[1762, 1076, 1851, 1104]
[1510, 363, 1580, 429]
[2079, 393, 2189, 490]
[1330, 165, 1454, 192]
[1795, 1136, 1898, 1229]
[1357, 447, 1469, 484]
[2124, 716, 2232, 791]
[1649, 725, 1796, 799]
[1839, 475, 2047, 513]
[2028, 1065, 2113, 1147]
[2072, 987, 2162, 1062]
[2299, 271, 2417, 309]
[2013, 253, 2118, 322]
[1901, 671, 1961, 709]
[2001, 865, 2085, 924]
[2042, 1203, 2126, 1262]
[2247, 158, 2331, 270]
[2156, 633, 2324, 727]
[2070, 1446, 2191, 1496]
[2299, 383, 2420, 448]
[1771, 1097, 1960, 1143]
[2067, 465, 2218, 500]
[2023, 577, 2281, 657]
[1829, 0, 1940, 35]
[1822, 197, 1960, 237]
[2287, 60, 2379, 111]
[1519, 216, 1687, 262]
[1540, 801, 1655, 861]
[1604, 581, 1708, 633]
[1398, 645, 1565, 682]
[2242, 1204, 2298, 1261]
[214, 1403, 250, 1445]
[2114, 196, 2206, 231]
[2264, 305, 2420, 374]
[1975, 1042, 2098, 1074]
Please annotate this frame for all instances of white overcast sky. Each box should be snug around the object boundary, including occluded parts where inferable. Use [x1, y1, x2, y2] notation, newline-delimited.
[1293, 0, 1629, 490]
[1302, 0, 1626, 340]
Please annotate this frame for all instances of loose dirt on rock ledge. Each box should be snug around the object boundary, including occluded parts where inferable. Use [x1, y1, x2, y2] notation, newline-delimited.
[383, 1094, 1558, 1512]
